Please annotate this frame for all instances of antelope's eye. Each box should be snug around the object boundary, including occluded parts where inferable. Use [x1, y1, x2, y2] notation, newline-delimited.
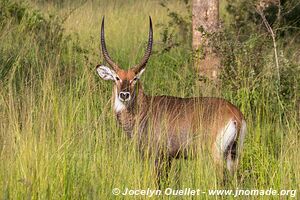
[133, 77, 138, 81]
[115, 77, 120, 81]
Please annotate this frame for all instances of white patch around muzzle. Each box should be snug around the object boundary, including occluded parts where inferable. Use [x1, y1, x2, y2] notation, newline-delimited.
[118, 92, 131, 102]
[114, 90, 126, 113]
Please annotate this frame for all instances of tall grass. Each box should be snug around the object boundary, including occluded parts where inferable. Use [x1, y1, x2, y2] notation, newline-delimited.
[0, 0, 299, 199]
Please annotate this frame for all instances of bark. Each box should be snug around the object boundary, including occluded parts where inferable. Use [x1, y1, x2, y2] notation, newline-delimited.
[192, 0, 220, 80]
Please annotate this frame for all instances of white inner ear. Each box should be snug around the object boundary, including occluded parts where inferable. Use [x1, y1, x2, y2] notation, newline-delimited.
[135, 68, 145, 80]
[96, 65, 117, 81]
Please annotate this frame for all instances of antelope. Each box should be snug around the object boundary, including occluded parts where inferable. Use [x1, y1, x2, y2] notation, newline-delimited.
[96, 17, 246, 184]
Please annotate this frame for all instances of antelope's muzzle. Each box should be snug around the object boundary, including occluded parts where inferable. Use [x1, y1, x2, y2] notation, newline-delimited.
[119, 92, 130, 102]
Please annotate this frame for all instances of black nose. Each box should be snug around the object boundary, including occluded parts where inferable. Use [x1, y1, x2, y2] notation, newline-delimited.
[119, 92, 130, 101]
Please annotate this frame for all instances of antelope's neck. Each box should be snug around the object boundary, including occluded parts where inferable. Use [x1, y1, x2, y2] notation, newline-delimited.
[113, 85, 148, 137]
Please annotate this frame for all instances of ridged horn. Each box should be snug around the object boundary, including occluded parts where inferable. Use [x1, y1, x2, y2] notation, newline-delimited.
[101, 16, 120, 71]
[132, 16, 153, 73]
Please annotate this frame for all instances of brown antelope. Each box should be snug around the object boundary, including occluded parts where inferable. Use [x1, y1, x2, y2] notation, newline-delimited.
[96, 17, 246, 183]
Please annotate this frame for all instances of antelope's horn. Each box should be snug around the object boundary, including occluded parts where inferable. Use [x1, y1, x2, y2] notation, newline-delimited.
[132, 16, 153, 73]
[101, 16, 120, 71]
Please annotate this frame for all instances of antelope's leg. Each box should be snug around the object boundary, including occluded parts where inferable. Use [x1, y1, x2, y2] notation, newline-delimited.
[154, 156, 172, 188]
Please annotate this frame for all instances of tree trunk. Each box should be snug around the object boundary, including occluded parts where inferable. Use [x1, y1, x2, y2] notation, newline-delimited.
[192, 0, 220, 81]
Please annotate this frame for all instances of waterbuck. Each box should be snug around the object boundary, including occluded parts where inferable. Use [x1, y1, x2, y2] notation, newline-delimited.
[96, 17, 246, 184]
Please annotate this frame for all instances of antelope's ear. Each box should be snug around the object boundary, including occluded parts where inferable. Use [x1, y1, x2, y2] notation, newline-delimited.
[96, 65, 116, 81]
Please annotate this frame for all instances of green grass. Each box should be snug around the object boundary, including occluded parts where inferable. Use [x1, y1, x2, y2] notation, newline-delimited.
[0, 0, 299, 199]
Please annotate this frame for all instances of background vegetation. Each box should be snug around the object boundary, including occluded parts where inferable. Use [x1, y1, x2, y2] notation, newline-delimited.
[0, 0, 299, 199]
